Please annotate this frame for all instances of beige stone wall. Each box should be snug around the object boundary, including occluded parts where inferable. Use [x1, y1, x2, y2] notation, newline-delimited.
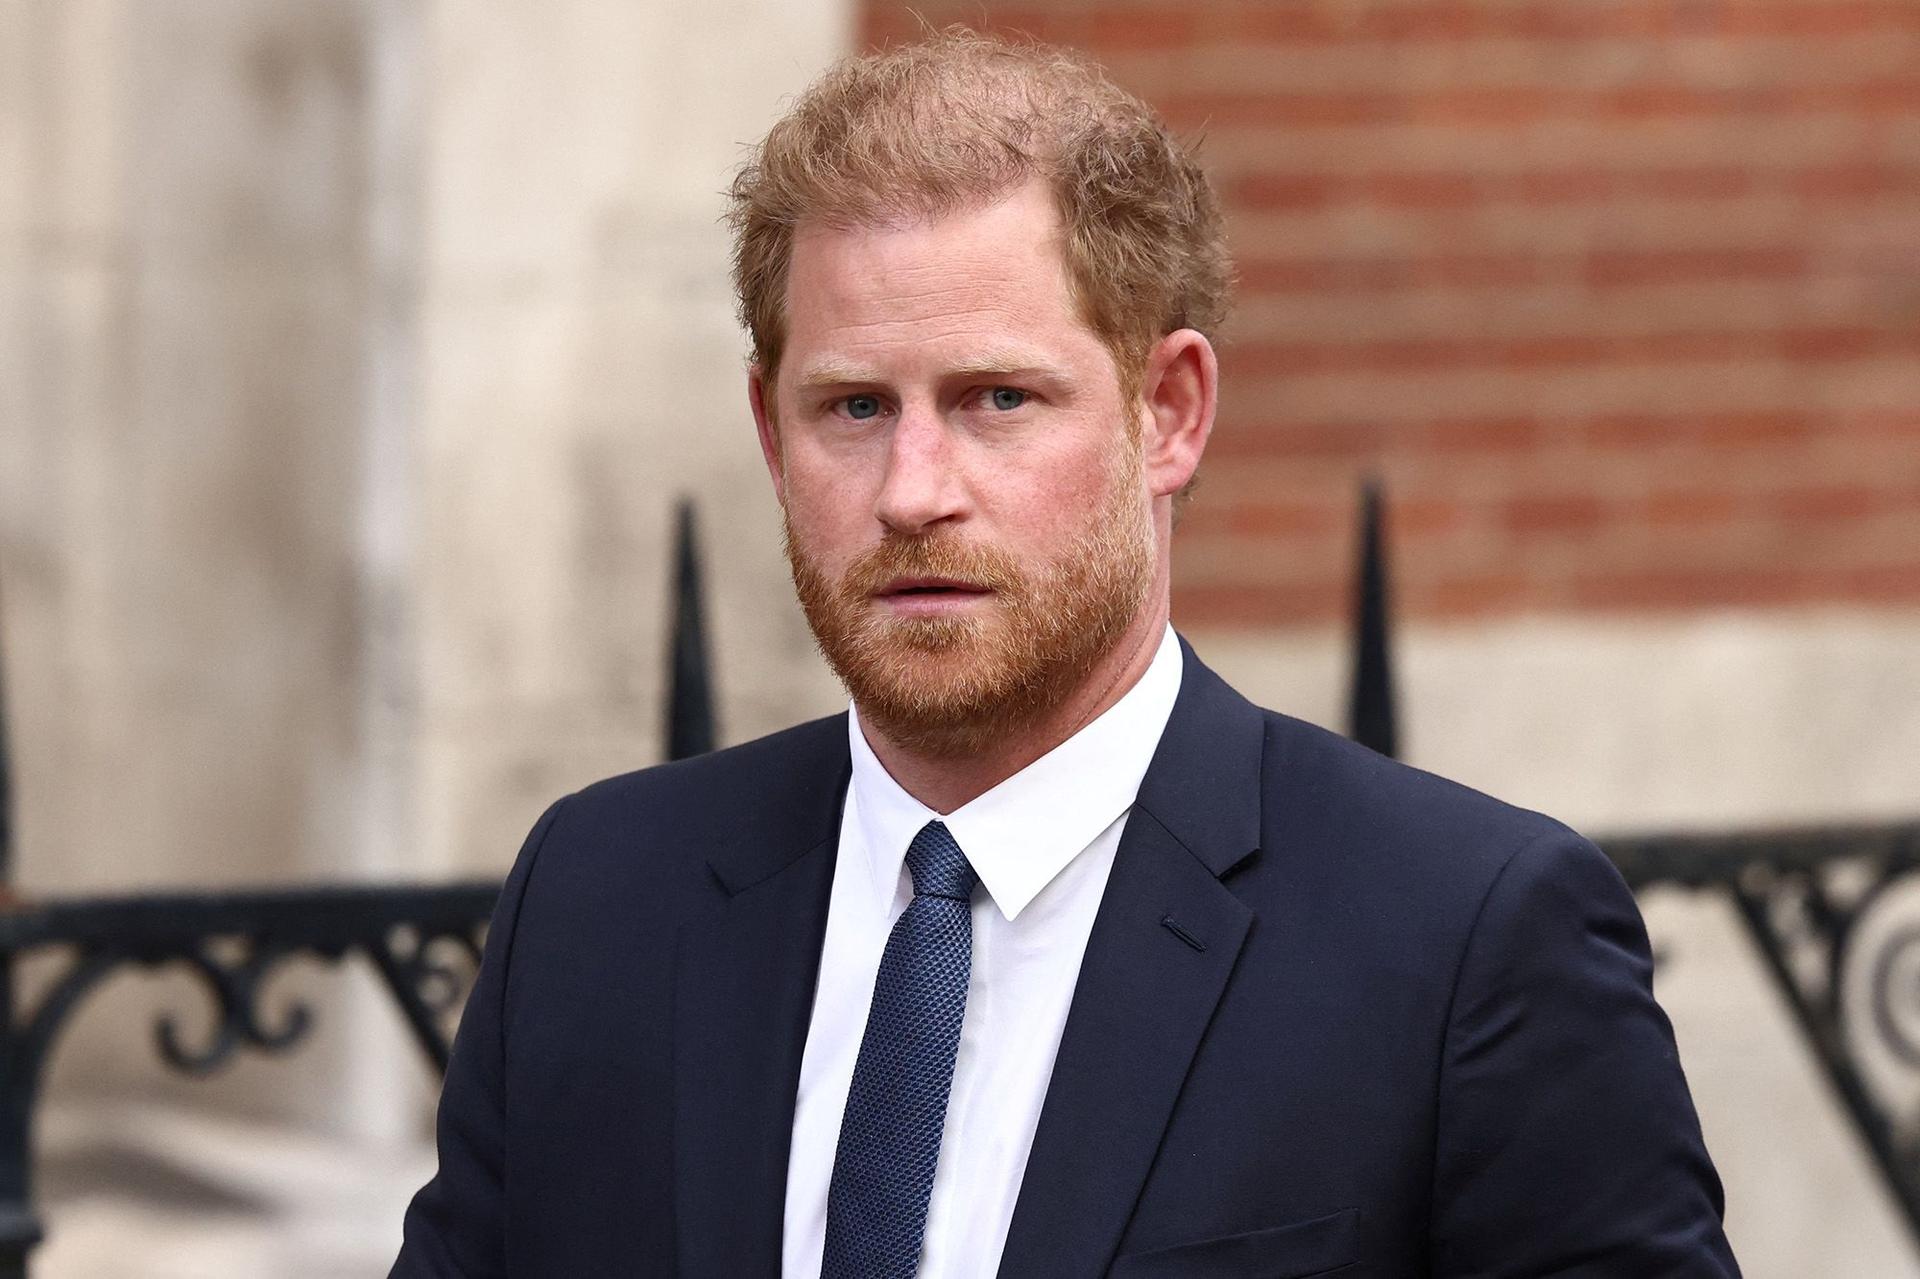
[2, 0, 372, 887]
[1, 0, 384, 1130]
[406, 0, 849, 881]
[0, 0, 850, 1143]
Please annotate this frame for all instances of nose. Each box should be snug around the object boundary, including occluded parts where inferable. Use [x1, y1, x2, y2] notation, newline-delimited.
[873, 407, 967, 535]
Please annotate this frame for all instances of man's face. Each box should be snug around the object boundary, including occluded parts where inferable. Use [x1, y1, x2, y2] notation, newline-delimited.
[754, 179, 1158, 756]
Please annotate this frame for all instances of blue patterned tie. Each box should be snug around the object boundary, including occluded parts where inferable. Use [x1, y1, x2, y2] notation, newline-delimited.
[821, 820, 979, 1278]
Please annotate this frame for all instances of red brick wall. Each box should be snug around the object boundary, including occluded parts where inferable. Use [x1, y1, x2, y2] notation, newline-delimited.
[860, 1, 1920, 627]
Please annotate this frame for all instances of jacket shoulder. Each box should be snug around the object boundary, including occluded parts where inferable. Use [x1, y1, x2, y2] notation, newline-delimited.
[1254, 708, 1598, 908]
[512, 712, 850, 897]
[1267, 708, 1574, 836]
[567, 712, 848, 823]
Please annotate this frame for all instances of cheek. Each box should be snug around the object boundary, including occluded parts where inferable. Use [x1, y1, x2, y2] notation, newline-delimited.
[783, 467, 872, 562]
[785, 424, 881, 495]
[990, 449, 1122, 543]
[783, 432, 859, 501]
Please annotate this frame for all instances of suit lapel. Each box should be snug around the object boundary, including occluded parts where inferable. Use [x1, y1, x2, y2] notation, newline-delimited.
[673, 717, 851, 1278]
[998, 642, 1267, 1278]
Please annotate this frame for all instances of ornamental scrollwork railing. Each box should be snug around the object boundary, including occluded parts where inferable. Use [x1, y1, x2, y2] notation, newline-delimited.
[1606, 820, 1920, 1249]
[1345, 488, 1920, 1252]
[0, 499, 719, 1275]
[0, 884, 499, 1274]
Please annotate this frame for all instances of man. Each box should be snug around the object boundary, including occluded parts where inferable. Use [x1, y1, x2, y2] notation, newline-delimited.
[395, 32, 1738, 1278]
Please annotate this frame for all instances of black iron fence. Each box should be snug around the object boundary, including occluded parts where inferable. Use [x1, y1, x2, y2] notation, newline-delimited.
[0, 502, 721, 1275]
[1345, 486, 1920, 1249]
[0, 491, 1911, 1274]
[1608, 821, 1920, 1244]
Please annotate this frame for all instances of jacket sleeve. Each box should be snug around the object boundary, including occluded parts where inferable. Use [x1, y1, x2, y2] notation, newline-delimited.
[1431, 829, 1741, 1276]
[390, 796, 569, 1278]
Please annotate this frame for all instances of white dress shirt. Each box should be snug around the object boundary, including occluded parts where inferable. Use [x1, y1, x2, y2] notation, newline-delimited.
[781, 625, 1183, 1278]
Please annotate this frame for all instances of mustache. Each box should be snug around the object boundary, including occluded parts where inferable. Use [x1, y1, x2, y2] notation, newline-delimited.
[840, 533, 1026, 597]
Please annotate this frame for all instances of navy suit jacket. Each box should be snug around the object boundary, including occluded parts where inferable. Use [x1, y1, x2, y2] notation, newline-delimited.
[394, 640, 1738, 1277]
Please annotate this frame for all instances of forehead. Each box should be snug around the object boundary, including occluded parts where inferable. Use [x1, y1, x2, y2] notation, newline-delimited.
[791, 180, 1067, 287]
[779, 181, 1102, 379]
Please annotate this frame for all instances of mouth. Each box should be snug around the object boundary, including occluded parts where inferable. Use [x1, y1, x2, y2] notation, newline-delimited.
[871, 577, 995, 614]
[877, 577, 991, 598]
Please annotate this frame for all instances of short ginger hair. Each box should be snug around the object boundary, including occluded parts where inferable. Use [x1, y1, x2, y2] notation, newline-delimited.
[726, 30, 1232, 394]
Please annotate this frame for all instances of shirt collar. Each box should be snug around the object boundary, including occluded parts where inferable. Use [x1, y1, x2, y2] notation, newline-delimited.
[846, 624, 1183, 922]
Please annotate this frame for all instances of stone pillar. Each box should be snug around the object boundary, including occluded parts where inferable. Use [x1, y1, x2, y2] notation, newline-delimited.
[1, 0, 384, 1131]
[406, 0, 851, 880]
[0, 0, 852, 1146]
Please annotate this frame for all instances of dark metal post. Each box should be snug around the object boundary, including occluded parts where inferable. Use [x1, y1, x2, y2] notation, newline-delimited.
[0, 578, 36, 1276]
[1346, 478, 1399, 759]
[0, 971, 36, 1279]
[665, 498, 717, 760]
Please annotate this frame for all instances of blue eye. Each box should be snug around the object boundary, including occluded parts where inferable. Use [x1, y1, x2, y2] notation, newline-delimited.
[844, 395, 881, 420]
[989, 387, 1027, 411]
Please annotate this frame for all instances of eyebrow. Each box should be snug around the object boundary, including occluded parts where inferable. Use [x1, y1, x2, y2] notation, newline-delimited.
[946, 355, 1069, 383]
[793, 360, 881, 390]
[792, 350, 1071, 390]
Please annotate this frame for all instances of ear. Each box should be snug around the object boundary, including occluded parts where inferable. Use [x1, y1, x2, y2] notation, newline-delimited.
[1139, 329, 1217, 499]
[748, 364, 786, 505]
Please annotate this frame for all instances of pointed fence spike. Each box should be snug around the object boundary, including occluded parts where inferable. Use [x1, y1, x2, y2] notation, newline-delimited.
[665, 498, 718, 760]
[1347, 478, 1399, 759]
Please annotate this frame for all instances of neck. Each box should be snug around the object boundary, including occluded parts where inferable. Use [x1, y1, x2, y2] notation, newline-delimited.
[859, 594, 1170, 814]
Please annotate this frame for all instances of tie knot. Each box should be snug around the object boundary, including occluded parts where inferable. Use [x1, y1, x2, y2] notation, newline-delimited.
[904, 821, 977, 901]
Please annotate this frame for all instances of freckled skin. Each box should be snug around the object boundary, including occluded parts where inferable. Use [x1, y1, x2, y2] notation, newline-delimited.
[749, 179, 1219, 812]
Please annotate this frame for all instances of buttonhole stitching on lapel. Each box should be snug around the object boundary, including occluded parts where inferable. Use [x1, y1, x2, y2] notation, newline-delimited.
[1159, 914, 1206, 952]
